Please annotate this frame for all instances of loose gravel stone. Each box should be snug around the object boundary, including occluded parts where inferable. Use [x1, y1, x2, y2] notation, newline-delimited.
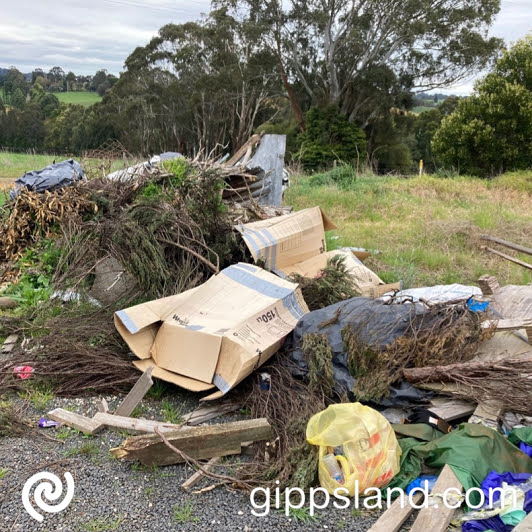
[0, 394, 381, 531]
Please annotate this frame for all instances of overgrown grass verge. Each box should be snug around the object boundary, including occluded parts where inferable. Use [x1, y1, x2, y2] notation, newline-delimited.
[285, 171, 532, 287]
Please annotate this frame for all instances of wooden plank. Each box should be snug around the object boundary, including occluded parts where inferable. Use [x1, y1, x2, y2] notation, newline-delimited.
[48, 408, 105, 435]
[428, 398, 476, 422]
[477, 274, 500, 296]
[368, 492, 423, 532]
[114, 366, 153, 417]
[410, 465, 463, 532]
[183, 403, 240, 426]
[513, 509, 532, 531]
[182, 457, 221, 491]
[483, 246, 532, 271]
[98, 398, 109, 413]
[110, 418, 272, 466]
[92, 412, 183, 434]
[481, 235, 532, 257]
[1, 334, 18, 355]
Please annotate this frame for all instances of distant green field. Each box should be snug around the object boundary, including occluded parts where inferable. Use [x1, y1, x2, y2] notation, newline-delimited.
[412, 105, 436, 114]
[53, 91, 102, 106]
[0, 152, 57, 180]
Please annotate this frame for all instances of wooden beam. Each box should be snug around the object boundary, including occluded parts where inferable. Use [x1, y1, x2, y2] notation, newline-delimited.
[1, 334, 18, 355]
[368, 493, 423, 532]
[481, 235, 532, 257]
[410, 465, 463, 532]
[114, 366, 153, 417]
[110, 418, 272, 466]
[226, 134, 261, 167]
[48, 408, 105, 435]
[182, 457, 221, 491]
[483, 246, 532, 271]
[92, 412, 183, 434]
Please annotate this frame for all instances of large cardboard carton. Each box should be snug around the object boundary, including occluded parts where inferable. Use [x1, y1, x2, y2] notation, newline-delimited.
[236, 206, 398, 297]
[115, 263, 308, 400]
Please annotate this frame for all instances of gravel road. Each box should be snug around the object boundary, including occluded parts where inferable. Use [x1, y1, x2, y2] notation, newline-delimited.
[0, 394, 381, 532]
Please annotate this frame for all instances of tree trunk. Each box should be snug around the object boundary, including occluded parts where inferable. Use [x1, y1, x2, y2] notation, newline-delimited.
[278, 61, 306, 132]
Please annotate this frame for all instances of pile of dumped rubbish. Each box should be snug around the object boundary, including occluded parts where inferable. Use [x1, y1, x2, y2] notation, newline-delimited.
[1, 134, 532, 531]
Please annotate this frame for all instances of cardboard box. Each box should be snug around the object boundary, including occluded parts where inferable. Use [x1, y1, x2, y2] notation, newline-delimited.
[236, 206, 399, 297]
[115, 263, 308, 400]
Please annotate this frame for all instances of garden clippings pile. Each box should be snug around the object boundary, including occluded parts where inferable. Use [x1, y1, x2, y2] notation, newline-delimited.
[0, 150, 531, 531]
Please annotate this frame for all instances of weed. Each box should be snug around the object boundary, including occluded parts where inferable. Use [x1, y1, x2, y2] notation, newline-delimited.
[81, 515, 123, 531]
[23, 383, 55, 411]
[66, 442, 99, 458]
[352, 508, 363, 518]
[146, 380, 169, 400]
[0, 468, 8, 479]
[281, 506, 319, 524]
[144, 487, 154, 497]
[161, 400, 183, 424]
[173, 501, 199, 523]
[55, 427, 73, 441]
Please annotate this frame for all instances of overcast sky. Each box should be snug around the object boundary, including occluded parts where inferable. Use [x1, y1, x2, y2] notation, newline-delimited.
[1, 0, 530, 94]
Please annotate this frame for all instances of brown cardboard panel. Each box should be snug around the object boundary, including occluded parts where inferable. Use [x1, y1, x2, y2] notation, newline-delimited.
[236, 207, 332, 271]
[133, 359, 216, 392]
[152, 323, 222, 383]
[117, 264, 308, 395]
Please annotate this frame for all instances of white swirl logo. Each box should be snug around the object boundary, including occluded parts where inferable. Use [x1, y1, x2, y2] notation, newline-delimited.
[22, 471, 75, 522]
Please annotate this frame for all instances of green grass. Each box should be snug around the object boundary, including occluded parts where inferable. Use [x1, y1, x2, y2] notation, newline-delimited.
[53, 91, 102, 107]
[173, 501, 199, 523]
[285, 171, 532, 288]
[80, 515, 123, 531]
[0, 468, 8, 479]
[412, 105, 435, 114]
[65, 442, 100, 458]
[161, 399, 183, 424]
[0, 152, 57, 181]
[22, 383, 55, 411]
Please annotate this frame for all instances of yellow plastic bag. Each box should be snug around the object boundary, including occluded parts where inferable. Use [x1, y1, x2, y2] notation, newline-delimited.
[306, 403, 401, 496]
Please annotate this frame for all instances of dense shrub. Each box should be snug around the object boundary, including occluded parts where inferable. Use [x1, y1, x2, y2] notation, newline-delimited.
[298, 106, 367, 170]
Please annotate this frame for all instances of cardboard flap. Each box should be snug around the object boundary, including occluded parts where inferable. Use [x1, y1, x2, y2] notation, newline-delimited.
[133, 359, 216, 392]
[152, 324, 223, 383]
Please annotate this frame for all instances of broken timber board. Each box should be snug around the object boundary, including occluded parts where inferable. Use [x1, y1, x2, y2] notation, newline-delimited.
[183, 403, 241, 426]
[48, 408, 105, 435]
[410, 465, 463, 532]
[468, 400, 504, 429]
[226, 134, 261, 166]
[98, 398, 109, 413]
[483, 318, 532, 342]
[110, 417, 272, 466]
[114, 366, 153, 417]
[1, 334, 18, 355]
[182, 456, 221, 491]
[428, 398, 476, 422]
[481, 235, 532, 257]
[92, 412, 183, 434]
[367, 492, 423, 532]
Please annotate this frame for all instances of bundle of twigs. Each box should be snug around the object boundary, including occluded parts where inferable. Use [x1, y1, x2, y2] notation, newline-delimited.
[237, 355, 338, 491]
[403, 356, 532, 415]
[344, 298, 492, 401]
[0, 309, 139, 396]
[289, 255, 360, 311]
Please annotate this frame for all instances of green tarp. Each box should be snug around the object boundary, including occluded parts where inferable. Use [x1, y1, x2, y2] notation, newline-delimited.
[388, 423, 532, 506]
